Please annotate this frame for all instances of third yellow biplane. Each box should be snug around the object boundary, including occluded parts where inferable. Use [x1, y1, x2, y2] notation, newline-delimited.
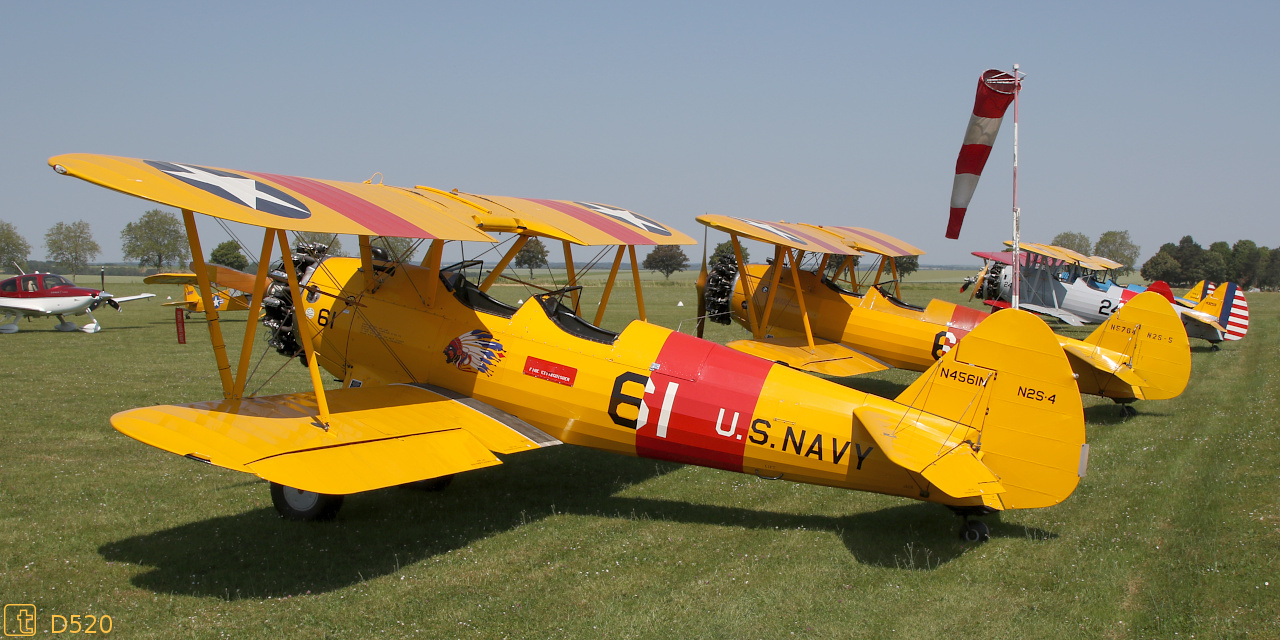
[695, 216, 1192, 415]
[52, 153, 1092, 541]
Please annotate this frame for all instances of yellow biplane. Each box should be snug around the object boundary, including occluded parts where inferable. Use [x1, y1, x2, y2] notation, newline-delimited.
[695, 216, 1192, 415]
[145, 263, 259, 316]
[52, 154, 1091, 541]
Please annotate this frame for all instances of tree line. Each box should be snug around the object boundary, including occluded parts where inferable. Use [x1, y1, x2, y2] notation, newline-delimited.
[1048, 230, 1140, 276]
[1139, 236, 1278, 289]
[0, 209, 193, 277]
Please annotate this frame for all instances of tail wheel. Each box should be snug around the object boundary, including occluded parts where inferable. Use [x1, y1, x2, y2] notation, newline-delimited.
[270, 482, 344, 521]
[960, 520, 990, 543]
[703, 255, 738, 326]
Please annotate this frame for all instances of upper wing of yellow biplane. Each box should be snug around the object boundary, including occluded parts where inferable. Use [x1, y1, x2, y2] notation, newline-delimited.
[808, 226, 924, 257]
[1003, 241, 1081, 265]
[144, 264, 258, 292]
[50, 154, 497, 241]
[50, 154, 692, 247]
[1088, 255, 1125, 270]
[697, 215, 859, 255]
[440, 191, 695, 246]
[111, 383, 561, 495]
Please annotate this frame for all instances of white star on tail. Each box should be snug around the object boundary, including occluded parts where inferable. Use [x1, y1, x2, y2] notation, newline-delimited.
[577, 202, 668, 234]
[740, 218, 803, 244]
[163, 164, 308, 216]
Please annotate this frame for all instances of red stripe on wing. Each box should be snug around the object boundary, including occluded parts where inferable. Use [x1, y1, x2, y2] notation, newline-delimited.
[522, 199, 650, 245]
[245, 172, 434, 238]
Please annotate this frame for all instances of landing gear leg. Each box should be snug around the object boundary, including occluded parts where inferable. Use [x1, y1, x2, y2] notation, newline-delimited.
[80, 310, 101, 333]
[269, 482, 344, 521]
[0, 313, 17, 334]
[55, 314, 78, 332]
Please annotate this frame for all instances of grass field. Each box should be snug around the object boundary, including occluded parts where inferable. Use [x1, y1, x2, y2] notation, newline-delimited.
[1, 271, 1277, 639]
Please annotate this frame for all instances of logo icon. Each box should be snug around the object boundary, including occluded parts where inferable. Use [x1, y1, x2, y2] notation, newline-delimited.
[4, 604, 36, 637]
[444, 329, 506, 375]
[145, 160, 312, 219]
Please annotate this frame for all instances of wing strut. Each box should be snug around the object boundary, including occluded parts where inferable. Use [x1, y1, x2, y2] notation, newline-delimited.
[183, 209, 235, 397]
[785, 249, 817, 354]
[479, 236, 529, 292]
[730, 233, 761, 338]
[277, 229, 332, 429]
[628, 246, 647, 322]
[594, 246, 626, 326]
[757, 244, 786, 332]
[562, 241, 580, 313]
[231, 228, 278, 398]
[421, 240, 444, 306]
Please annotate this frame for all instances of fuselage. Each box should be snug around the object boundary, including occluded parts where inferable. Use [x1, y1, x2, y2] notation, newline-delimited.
[292, 256, 993, 510]
[0, 273, 100, 317]
[728, 263, 990, 371]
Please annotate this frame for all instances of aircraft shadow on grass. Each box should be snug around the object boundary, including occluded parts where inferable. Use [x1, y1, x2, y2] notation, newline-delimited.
[100, 446, 1054, 599]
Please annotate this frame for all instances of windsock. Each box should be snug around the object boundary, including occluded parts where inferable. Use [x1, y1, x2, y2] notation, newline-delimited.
[946, 69, 1018, 239]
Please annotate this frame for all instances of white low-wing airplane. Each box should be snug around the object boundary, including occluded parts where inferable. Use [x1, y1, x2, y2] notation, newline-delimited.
[0, 272, 155, 333]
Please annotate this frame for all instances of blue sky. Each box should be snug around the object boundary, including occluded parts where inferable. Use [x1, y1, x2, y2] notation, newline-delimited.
[3, 1, 1277, 266]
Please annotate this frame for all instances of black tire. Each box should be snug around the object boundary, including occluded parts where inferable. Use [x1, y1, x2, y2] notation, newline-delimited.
[960, 520, 990, 543]
[270, 482, 344, 521]
[402, 474, 454, 492]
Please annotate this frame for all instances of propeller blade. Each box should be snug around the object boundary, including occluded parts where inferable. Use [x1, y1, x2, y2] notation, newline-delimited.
[969, 266, 987, 301]
[696, 226, 708, 338]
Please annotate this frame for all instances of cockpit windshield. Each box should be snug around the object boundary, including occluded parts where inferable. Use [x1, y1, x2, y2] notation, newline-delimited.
[41, 274, 72, 289]
[822, 254, 860, 295]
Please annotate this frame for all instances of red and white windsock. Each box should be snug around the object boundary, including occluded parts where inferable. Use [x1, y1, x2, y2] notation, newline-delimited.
[946, 69, 1019, 239]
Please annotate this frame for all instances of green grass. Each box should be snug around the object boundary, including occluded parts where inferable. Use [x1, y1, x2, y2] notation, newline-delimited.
[1, 277, 1277, 639]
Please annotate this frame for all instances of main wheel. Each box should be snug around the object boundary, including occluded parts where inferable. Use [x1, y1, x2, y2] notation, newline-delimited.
[960, 520, 990, 543]
[270, 482, 344, 521]
[1120, 404, 1138, 419]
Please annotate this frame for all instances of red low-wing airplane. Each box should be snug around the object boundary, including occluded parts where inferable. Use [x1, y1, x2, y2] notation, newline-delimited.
[0, 272, 154, 333]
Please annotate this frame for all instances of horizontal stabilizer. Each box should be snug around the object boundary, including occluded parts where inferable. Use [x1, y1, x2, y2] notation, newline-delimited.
[1020, 303, 1085, 326]
[854, 405, 1004, 499]
[145, 264, 257, 292]
[110, 383, 559, 495]
[726, 337, 889, 377]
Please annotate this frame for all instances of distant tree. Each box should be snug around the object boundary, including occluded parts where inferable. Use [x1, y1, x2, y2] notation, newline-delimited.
[513, 237, 549, 276]
[372, 236, 416, 263]
[1050, 231, 1093, 256]
[122, 209, 189, 271]
[643, 245, 689, 279]
[293, 232, 345, 256]
[209, 241, 249, 271]
[1140, 250, 1181, 283]
[1263, 248, 1280, 289]
[1172, 236, 1204, 285]
[45, 220, 100, 279]
[1197, 250, 1227, 284]
[895, 255, 920, 279]
[1092, 230, 1140, 276]
[1230, 240, 1261, 286]
[0, 221, 32, 273]
[710, 241, 748, 266]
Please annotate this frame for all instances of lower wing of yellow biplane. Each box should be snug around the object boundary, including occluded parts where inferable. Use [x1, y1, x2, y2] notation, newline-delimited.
[726, 336, 890, 377]
[110, 383, 561, 495]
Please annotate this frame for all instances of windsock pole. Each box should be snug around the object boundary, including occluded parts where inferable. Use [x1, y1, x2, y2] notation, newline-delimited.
[1011, 63, 1022, 310]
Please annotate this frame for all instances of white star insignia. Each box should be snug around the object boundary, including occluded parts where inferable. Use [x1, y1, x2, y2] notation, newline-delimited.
[578, 202, 667, 234]
[740, 218, 804, 244]
[163, 164, 308, 216]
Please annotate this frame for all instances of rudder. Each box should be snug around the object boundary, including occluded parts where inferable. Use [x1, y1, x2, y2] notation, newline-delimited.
[894, 309, 1086, 509]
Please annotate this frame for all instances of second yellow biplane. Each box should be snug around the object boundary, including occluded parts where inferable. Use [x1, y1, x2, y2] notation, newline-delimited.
[695, 216, 1192, 414]
[52, 153, 1091, 541]
[145, 263, 260, 316]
